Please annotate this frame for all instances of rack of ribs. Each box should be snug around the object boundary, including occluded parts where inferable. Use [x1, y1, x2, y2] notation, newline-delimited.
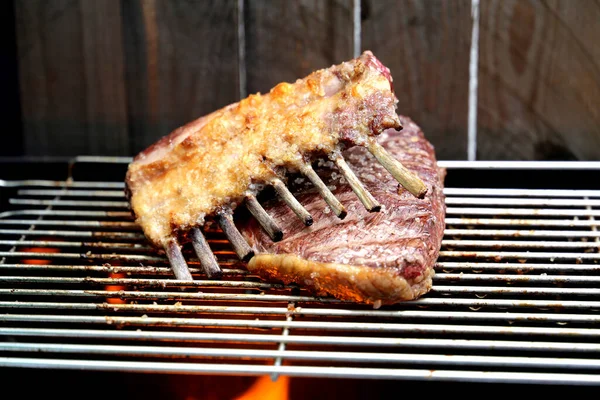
[125, 51, 441, 302]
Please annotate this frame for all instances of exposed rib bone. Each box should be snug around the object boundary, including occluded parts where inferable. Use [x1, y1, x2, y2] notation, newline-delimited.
[272, 178, 313, 226]
[334, 155, 381, 212]
[217, 212, 255, 261]
[190, 227, 222, 279]
[164, 238, 193, 280]
[245, 194, 283, 241]
[300, 164, 347, 219]
[367, 139, 427, 199]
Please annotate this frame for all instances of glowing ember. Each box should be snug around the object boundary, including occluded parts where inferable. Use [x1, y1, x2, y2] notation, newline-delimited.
[105, 272, 126, 304]
[20, 246, 59, 265]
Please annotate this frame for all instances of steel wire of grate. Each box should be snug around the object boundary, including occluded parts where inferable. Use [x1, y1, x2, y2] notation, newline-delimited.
[0, 160, 599, 384]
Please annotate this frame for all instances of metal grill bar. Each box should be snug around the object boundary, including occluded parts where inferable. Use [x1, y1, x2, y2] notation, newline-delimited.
[0, 303, 598, 324]
[433, 274, 600, 283]
[1, 161, 600, 385]
[0, 240, 152, 250]
[2, 262, 598, 276]
[0, 264, 247, 274]
[1, 297, 599, 310]
[10, 196, 600, 210]
[436, 160, 600, 169]
[0, 273, 599, 286]
[7, 184, 600, 196]
[0, 219, 137, 228]
[442, 240, 600, 248]
[445, 198, 600, 206]
[0, 286, 598, 299]
[0, 252, 167, 262]
[0, 210, 131, 218]
[3, 327, 600, 352]
[446, 218, 600, 227]
[7, 206, 599, 219]
[438, 251, 600, 260]
[18, 190, 125, 197]
[0, 289, 339, 302]
[0, 276, 283, 288]
[13, 186, 600, 199]
[433, 286, 600, 295]
[436, 262, 600, 272]
[4, 237, 600, 249]
[444, 188, 600, 197]
[0, 179, 125, 188]
[446, 208, 600, 217]
[3, 342, 600, 370]
[3, 249, 597, 265]
[2, 358, 600, 385]
[444, 229, 600, 237]
[1, 261, 598, 274]
[9, 199, 129, 208]
[2, 314, 600, 335]
[0, 229, 144, 239]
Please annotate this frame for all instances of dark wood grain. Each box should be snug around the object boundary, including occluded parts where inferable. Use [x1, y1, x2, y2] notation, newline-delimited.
[122, 0, 240, 155]
[477, 0, 600, 160]
[245, 0, 353, 95]
[362, 0, 472, 160]
[0, 0, 23, 156]
[12, 0, 600, 161]
[15, 0, 129, 156]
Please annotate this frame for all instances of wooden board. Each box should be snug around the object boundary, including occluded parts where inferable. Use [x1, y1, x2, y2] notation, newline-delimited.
[362, 0, 473, 160]
[15, 0, 129, 156]
[0, 0, 23, 156]
[13, 0, 600, 161]
[245, 0, 354, 96]
[477, 0, 600, 160]
[122, 0, 240, 154]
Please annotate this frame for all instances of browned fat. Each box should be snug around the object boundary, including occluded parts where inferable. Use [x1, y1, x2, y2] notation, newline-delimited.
[126, 52, 396, 247]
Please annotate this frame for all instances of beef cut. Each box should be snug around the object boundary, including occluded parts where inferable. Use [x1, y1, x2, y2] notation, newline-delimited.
[124, 50, 444, 305]
[237, 116, 445, 306]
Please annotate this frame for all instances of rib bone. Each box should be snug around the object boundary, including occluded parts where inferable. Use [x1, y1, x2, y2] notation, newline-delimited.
[164, 238, 193, 280]
[190, 227, 222, 279]
[334, 154, 381, 212]
[367, 139, 428, 199]
[300, 164, 347, 219]
[217, 212, 255, 261]
[272, 178, 313, 226]
[245, 194, 283, 241]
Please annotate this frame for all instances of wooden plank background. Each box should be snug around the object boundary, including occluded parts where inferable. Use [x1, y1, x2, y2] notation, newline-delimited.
[245, 0, 354, 96]
[121, 0, 240, 154]
[477, 0, 600, 160]
[15, 0, 129, 156]
[8, 0, 600, 160]
[362, 0, 472, 160]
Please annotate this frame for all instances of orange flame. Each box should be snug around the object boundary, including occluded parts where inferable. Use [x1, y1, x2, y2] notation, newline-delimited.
[234, 376, 289, 400]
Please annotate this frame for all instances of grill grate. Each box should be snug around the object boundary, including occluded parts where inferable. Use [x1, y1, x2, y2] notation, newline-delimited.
[0, 159, 600, 385]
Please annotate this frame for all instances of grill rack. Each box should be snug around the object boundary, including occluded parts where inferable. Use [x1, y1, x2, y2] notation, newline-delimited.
[0, 158, 600, 385]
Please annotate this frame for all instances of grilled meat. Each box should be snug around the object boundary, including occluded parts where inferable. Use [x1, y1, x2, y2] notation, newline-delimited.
[126, 51, 402, 248]
[237, 116, 445, 305]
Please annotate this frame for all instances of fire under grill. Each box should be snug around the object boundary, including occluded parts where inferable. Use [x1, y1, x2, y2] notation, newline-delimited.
[0, 158, 599, 385]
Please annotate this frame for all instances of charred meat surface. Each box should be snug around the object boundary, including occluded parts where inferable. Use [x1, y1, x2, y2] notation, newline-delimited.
[237, 116, 445, 305]
[126, 51, 401, 248]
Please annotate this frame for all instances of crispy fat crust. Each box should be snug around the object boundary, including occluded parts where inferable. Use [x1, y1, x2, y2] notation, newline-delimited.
[125, 51, 400, 247]
[248, 254, 435, 305]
